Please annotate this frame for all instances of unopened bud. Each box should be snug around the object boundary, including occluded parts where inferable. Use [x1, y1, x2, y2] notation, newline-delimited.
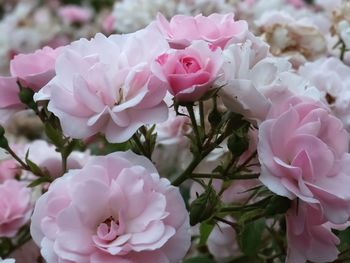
[0, 137, 8, 149]
[19, 88, 34, 104]
[227, 133, 249, 156]
[208, 109, 221, 127]
[190, 186, 220, 226]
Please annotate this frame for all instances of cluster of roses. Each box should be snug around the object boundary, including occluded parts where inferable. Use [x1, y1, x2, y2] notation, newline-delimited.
[1, 10, 350, 263]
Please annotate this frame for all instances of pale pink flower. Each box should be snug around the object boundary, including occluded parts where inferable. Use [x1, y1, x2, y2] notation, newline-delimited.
[58, 5, 92, 24]
[0, 76, 25, 125]
[286, 201, 340, 263]
[218, 40, 319, 123]
[35, 27, 169, 143]
[0, 179, 32, 238]
[258, 96, 350, 224]
[156, 13, 248, 49]
[299, 57, 350, 131]
[155, 41, 223, 102]
[10, 46, 62, 91]
[31, 151, 190, 263]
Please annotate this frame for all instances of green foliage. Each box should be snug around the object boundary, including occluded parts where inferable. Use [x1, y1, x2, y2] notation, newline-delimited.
[208, 107, 222, 128]
[183, 256, 216, 263]
[239, 218, 265, 257]
[0, 136, 8, 149]
[28, 176, 52, 187]
[199, 222, 215, 247]
[264, 196, 291, 217]
[227, 133, 249, 157]
[190, 184, 220, 226]
[44, 123, 65, 148]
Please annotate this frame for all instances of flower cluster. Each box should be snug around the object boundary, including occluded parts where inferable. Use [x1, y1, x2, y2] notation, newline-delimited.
[2, 1, 350, 263]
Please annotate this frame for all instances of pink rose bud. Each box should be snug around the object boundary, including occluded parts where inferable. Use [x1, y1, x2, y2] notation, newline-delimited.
[156, 41, 223, 102]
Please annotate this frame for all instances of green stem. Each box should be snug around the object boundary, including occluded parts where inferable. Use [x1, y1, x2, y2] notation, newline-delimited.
[186, 105, 202, 150]
[340, 40, 347, 61]
[172, 156, 202, 186]
[220, 196, 272, 213]
[191, 173, 259, 180]
[61, 152, 68, 174]
[6, 146, 30, 171]
[172, 130, 229, 186]
[213, 216, 239, 232]
[199, 101, 205, 134]
[236, 150, 257, 171]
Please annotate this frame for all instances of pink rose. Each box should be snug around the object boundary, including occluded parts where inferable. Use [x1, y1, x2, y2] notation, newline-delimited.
[10, 46, 62, 92]
[31, 151, 190, 263]
[286, 201, 340, 263]
[156, 41, 223, 102]
[35, 27, 169, 143]
[0, 76, 24, 125]
[0, 179, 32, 238]
[156, 13, 248, 49]
[58, 5, 92, 24]
[258, 96, 350, 224]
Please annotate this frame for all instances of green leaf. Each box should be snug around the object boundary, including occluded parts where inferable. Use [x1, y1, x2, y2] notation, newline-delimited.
[239, 218, 265, 257]
[190, 185, 220, 226]
[227, 133, 249, 157]
[338, 226, 350, 252]
[44, 123, 65, 148]
[28, 176, 51, 187]
[0, 137, 8, 149]
[199, 222, 215, 246]
[238, 209, 265, 226]
[225, 255, 258, 263]
[25, 151, 45, 177]
[183, 256, 216, 263]
[264, 196, 291, 217]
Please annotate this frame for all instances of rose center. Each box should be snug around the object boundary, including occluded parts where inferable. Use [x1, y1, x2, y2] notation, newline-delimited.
[114, 88, 124, 106]
[180, 57, 201, 73]
[96, 216, 120, 242]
